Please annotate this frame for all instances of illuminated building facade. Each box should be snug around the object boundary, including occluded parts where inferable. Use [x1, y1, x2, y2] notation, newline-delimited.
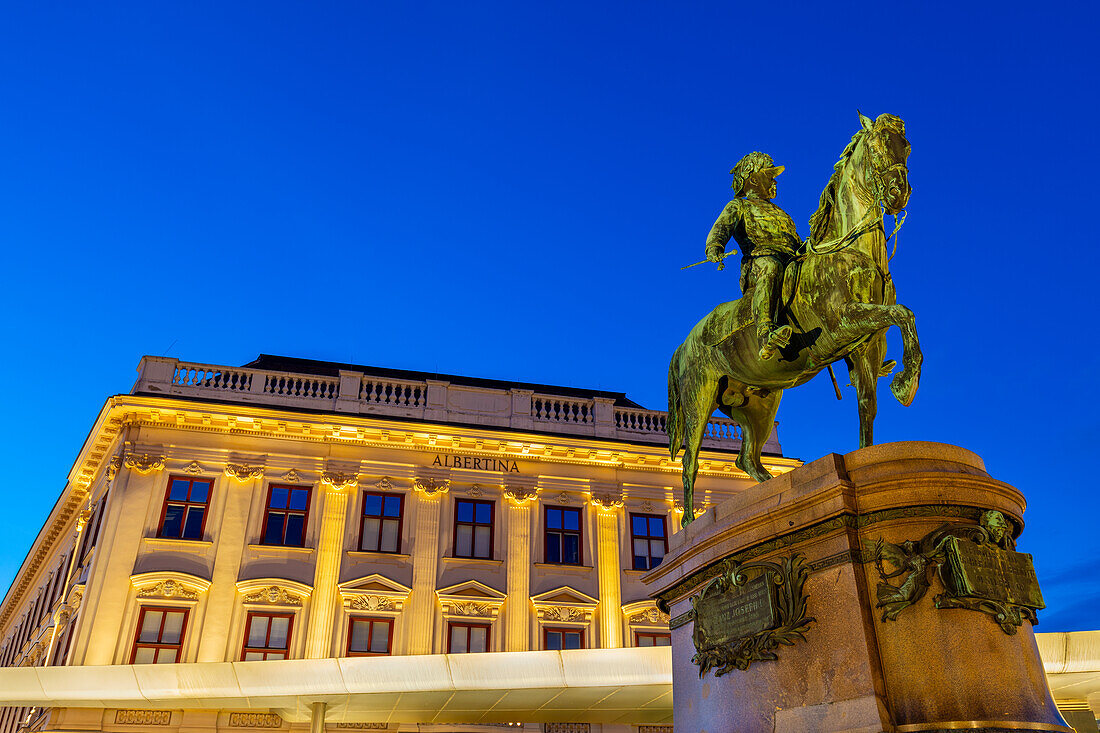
[0, 355, 796, 733]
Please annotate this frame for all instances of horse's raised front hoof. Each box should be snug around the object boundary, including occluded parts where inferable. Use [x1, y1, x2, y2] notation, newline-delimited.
[891, 369, 920, 407]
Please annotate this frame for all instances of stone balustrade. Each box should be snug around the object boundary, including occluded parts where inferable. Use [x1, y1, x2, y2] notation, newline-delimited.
[132, 356, 779, 453]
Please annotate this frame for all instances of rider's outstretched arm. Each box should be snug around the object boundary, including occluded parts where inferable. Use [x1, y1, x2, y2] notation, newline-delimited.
[705, 199, 741, 262]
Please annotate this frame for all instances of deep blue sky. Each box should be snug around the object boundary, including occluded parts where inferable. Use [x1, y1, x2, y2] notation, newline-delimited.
[1, 3, 1096, 630]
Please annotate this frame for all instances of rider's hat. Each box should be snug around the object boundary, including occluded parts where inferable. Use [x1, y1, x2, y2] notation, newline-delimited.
[730, 152, 784, 196]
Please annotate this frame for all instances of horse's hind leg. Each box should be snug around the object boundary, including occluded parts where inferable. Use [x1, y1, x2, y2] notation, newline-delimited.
[729, 389, 782, 483]
[679, 375, 718, 527]
[845, 337, 884, 448]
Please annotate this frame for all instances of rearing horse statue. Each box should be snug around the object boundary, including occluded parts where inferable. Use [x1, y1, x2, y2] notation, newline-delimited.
[668, 112, 920, 525]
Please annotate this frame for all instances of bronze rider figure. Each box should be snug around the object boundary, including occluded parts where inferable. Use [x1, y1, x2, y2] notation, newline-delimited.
[705, 152, 799, 360]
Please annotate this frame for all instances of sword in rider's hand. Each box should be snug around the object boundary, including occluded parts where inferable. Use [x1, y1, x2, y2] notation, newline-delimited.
[681, 249, 735, 271]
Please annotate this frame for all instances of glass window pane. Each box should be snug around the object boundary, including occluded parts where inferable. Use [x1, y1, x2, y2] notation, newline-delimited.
[349, 620, 369, 652]
[469, 626, 487, 653]
[182, 507, 205, 540]
[247, 616, 270, 647]
[456, 525, 472, 556]
[634, 538, 648, 558]
[169, 479, 190, 501]
[361, 517, 381, 550]
[270, 486, 288, 509]
[546, 535, 561, 563]
[380, 519, 399, 553]
[370, 622, 390, 653]
[547, 509, 561, 529]
[650, 539, 666, 559]
[563, 535, 579, 564]
[638, 635, 654, 647]
[449, 626, 467, 654]
[155, 648, 178, 664]
[133, 647, 156, 664]
[266, 651, 286, 660]
[474, 526, 490, 558]
[162, 506, 184, 538]
[457, 501, 473, 523]
[546, 632, 561, 651]
[656, 636, 671, 646]
[290, 489, 309, 511]
[564, 510, 580, 531]
[364, 494, 383, 516]
[161, 611, 185, 644]
[649, 517, 665, 537]
[263, 514, 285, 545]
[383, 496, 402, 517]
[632, 516, 647, 536]
[268, 617, 289, 648]
[475, 503, 490, 524]
[564, 632, 582, 650]
[243, 651, 263, 661]
[139, 611, 164, 642]
[284, 514, 305, 546]
[190, 480, 210, 503]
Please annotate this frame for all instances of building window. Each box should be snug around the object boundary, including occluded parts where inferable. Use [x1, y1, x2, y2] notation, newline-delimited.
[261, 485, 311, 547]
[635, 632, 671, 647]
[130, 607, 189, 664]
[241, 612, 293, 661]
[630, 513, 668, 570]
[158, 477, 211, 540]
[453, 500, 493, 559]
[347, 617, 393, 656]
[544, 627, 585, 651]
[359, 493, 403, 553]
[544, 506, 582, 565]
[448, 622, 490, 653]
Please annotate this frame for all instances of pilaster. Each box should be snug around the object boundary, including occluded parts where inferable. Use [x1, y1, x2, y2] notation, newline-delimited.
[302, 471, 355, 658]
[407, 474, 449, 654]
[593, 489, 625, 649]
[503, 484, 537, 651]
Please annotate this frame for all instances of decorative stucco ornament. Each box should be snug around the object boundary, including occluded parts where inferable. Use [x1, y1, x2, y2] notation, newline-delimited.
[413, 477, 450, 496]
[321, 471, 359, 490]
[224, 464, 264, 481]
[124, 453, 165, 475]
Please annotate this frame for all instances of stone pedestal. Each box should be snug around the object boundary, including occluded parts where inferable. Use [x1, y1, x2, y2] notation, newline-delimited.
[644, 442, 1070, 733]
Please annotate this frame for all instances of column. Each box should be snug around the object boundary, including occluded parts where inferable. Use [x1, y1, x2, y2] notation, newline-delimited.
[593, 491, 625, 649]
[406, 476, 449, 654]
[303, 472, 354, 658]
[503, 486, 537, 651]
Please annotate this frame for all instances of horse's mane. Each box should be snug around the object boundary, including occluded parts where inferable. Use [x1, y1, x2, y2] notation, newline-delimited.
[808, 129, 867, 244]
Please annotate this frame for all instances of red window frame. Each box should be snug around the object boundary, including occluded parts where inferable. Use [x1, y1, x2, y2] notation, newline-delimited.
[635, 631, 671, 647]
[630, 513, 669, 571]
[452, 499, 494, 559]
[358, 492, 404, 553]
[240, 611, 294, 661]
[543, 506, 583, 565]
[345, 617, 394, 657]
[157, 477, 212, 541]
[543, 626, 586, 651]
[260, 484, 311, 547]
[447, 621, 491, 653]
[129, 606, 190, 664]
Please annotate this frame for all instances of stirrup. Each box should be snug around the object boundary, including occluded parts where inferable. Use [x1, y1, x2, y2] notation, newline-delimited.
[879, 359, 897, 378]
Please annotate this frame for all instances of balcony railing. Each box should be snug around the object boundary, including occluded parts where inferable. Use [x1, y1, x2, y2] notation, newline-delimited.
[133, 356, 780, 453]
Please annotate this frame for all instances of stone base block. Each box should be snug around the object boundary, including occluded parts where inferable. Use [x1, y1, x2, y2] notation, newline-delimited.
[645, 442, 1070, 733]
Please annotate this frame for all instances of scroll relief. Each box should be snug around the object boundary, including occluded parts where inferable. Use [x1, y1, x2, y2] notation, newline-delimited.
[871, 510, 1045, 634]
[686, 553, 814, 677]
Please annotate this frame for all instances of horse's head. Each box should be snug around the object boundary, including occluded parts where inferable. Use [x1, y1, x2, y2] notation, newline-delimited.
[855, 111, 911, 215]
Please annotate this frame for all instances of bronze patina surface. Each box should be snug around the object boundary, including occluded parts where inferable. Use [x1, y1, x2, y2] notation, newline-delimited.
[668, 112, 919, 525]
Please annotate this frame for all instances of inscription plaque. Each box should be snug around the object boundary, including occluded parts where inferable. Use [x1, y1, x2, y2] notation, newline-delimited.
[942, 537, 1044, 609]
[695, 572, 778, 646]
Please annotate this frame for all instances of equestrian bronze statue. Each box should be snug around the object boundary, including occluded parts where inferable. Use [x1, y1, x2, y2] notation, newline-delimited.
[668, 112, 919, 525]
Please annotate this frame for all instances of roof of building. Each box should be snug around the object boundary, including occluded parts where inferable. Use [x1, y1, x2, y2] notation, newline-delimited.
[244, 354, 647, 409]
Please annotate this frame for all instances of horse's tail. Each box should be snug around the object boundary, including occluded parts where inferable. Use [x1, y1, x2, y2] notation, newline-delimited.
[667, 346, 684, 461]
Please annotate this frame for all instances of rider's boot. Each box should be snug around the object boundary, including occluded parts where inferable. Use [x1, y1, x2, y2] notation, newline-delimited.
[752, 263, 792, 360]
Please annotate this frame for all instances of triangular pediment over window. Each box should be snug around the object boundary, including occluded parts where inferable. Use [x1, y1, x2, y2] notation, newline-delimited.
[530, 586, 598, 625]
[339, 573, 412, 614]
[436, 580, 506, 619]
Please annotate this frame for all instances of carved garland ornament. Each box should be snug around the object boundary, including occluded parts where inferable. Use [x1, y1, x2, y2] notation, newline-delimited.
[124, 453, 165, 475]
[450, 601, 494, 617]
[184, 461, 204, 475]
[348, 595, 395, 612]
[138, 580, 199, 600]
[243, 586, 303, 607]
[591, 492, 624, 510]
[413, 477, 450, 496]
[281, 468, 302, 483]
[539, 606, 588, 622]
[504, 486, 538, 504]
[630, 607, 670, 625]
[322, 471, 359, 490]
[375, 476, 393, 490]
[225, 464, 265, 482]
